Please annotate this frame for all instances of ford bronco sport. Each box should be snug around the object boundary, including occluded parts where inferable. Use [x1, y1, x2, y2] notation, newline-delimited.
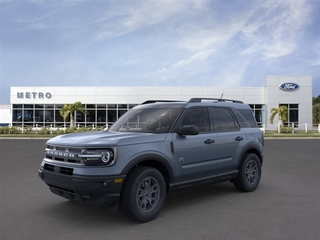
[39, 98, 264, 222]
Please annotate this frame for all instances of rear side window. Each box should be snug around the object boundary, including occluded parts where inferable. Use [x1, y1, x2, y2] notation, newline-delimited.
[210, 107, 238, 132]
[231, 109, 251, 128]
[237, 109, 258, 128]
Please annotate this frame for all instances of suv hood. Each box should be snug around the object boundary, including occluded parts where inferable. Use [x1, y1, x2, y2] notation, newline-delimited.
[47, 131, 167, 147]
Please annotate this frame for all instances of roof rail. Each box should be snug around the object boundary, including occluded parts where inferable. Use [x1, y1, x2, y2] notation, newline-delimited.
[188, 98, 244, 104]
[141, 100, 185, 105]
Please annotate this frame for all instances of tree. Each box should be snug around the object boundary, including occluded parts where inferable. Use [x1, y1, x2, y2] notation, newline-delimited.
[270, 106, 288, 127]
[312, 95, 320, 105]
[313, 103, 320, 124]
[312, 95, 320, 124]
[59, 102, 87, 127]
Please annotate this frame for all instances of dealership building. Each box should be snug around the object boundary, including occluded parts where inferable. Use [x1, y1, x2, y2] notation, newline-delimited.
[0, 75, 314, 131]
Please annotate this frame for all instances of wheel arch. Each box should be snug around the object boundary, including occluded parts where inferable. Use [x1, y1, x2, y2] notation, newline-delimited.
[238, 144, 263, 167]
[121, 154, 174, 192]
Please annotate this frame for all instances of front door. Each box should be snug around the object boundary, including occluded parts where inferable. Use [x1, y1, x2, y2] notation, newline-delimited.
[172, 107, 218, 183]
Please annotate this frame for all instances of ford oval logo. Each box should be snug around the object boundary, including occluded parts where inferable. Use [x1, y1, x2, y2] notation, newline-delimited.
[279, 83, 299, 91]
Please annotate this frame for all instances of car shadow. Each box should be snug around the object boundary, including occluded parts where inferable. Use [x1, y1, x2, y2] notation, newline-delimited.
[38, 182, 240, 225]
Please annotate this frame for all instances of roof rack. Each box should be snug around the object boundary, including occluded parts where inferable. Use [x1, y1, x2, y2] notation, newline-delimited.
[141, 100, 185, 105]
[188, 98, 243, 104]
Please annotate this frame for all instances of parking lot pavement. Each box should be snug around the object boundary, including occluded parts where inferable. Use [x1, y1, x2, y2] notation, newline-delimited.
[1, 139, 320, 240]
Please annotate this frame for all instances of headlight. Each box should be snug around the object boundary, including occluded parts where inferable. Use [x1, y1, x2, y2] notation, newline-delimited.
[78, 149, 115, 166]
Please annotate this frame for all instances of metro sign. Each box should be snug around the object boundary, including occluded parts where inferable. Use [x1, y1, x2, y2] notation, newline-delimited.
[16, 92, 52, 99]
[279, 83, 299, 91]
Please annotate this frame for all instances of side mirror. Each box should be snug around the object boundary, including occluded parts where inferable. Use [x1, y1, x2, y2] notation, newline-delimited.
[176, 125, 199, 136]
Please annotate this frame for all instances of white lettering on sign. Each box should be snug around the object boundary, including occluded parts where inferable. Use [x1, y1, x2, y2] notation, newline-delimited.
[17, 92, 52, 99]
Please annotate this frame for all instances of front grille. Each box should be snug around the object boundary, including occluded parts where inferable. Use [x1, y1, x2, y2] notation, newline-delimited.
[60, 167, 73, 176]
[44, 163, 54, 172]
[45, 145, 84, 164]
[44, 163, 74, 176]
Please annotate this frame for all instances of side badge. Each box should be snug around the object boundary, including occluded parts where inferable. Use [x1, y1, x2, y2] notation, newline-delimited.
[179, 157, 184, 164]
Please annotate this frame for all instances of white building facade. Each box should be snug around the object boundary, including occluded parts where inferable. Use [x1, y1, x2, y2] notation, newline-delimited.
[1, 75, 313, 131]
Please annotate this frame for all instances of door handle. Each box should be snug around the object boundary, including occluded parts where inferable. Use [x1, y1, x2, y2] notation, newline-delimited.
[204, 139, 215, 144]
[235, 136, 244, 141]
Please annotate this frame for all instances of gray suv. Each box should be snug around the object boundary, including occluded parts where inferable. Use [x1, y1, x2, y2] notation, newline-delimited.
[39, 98, 264, 222]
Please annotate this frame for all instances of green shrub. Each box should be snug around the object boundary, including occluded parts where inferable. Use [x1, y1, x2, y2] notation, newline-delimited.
[65, 127, 78, 133]
[280, 127, 294, 133]
[41, 127, 51, 134]
[0, 126, 103, 135]
[24, 126, 33, 134]
[8, 126, 20, 134]
[0, 126, 9, 134]
[55, 128, 66, 134]
[0, 126, 19, 134]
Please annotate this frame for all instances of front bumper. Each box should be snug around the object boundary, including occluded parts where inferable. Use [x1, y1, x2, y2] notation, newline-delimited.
[39, 167, 126, 211]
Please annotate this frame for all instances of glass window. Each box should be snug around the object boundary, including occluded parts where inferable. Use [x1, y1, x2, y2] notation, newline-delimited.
[232, 110, 250, 128]
[23, 110, 33, 122]
[34, 110, 44, 122]
[35, 104, 44, 109]
[129, 104, 138, 109]
[109, 106, 182, 133]
[211, 107, 237, 132]
[86, 104, 96, 109]
[180, 108, 210, 133]
[97, 104, 106, 109]
[118, 110, 127, 119]
[55, 110, 64, 123]
[13, 104, 23, 108]
[249, 104, 265, 127]
[45, 110, 54, 122]
[45, 104, 54, 109]
[254, 110, 263, 125]
[108, 104, 117, 108]
[118, 104, 128, 109]
[55, 104, 63, 109]
[280, 104, 299, 127]
[12, 109, 22, 121]
[97, 110, 106, 122]
[85, 110, 96, 123]
[290, 110, 299, 123]
[107, 110, 117, 123]
[290, 104, 298, 109]
[24, 104, 33, 109]
[237, 109, 257, 127]
[75, 112, 85, 123]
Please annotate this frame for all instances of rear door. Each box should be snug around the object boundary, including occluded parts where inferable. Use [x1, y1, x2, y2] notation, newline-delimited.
[209, 107, 245, 173]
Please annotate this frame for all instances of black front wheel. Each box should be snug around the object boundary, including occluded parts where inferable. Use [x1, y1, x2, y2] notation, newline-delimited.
[120, 167, 166, 222]
[233, 153, 261, 192]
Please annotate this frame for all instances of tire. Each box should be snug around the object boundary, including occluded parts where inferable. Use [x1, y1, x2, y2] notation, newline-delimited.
[233, 153, 261, 192]
[120, 167, 166, 222]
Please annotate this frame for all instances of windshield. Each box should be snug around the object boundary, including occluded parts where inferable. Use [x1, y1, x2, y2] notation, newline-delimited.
[109, 106, 183, 133]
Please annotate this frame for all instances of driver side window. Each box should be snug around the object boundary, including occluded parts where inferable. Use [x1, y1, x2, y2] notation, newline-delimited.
[181, 108, 210, 133]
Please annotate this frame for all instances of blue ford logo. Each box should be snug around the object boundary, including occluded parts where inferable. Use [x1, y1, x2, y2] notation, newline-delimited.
[279, 83, 299, 91]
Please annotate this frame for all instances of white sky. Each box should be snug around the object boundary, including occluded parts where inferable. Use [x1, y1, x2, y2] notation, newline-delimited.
[0, 0, 319, 104]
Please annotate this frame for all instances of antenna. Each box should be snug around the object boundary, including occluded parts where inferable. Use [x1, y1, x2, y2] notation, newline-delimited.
[220, 93, 224, 99]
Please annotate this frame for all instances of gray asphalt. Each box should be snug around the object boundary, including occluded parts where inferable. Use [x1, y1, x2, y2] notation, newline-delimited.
[1, 139, 320, 240]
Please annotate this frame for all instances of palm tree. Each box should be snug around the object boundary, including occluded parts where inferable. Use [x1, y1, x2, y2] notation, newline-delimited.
[59, 102, 87, 127]
[270, 106, 288, 127]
